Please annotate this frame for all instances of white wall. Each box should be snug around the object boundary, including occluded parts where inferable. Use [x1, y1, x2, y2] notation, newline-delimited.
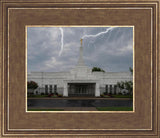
[27, 71, 132, 95]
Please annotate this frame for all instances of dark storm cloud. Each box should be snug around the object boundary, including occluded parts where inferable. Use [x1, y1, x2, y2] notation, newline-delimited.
[27, 27, 133, 72]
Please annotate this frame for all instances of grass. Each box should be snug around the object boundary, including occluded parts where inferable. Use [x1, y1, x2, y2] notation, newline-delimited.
[96, 107, 133, 111]
[28, 108, 64, 111]
[111, 95, 133, 98]
[103, 95, 110, 98]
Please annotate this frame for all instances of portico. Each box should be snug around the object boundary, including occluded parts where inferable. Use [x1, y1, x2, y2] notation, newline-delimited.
[63, 80, 100, 97]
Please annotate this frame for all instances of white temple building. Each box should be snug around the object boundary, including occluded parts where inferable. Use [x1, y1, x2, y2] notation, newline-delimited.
[28, 39, 132, 97]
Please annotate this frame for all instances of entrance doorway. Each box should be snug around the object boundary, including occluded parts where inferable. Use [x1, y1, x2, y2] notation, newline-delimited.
[68, 83, 95, 97]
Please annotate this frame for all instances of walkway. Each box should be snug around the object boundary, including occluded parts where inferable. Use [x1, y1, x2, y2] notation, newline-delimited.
[63, 107, 97, 111]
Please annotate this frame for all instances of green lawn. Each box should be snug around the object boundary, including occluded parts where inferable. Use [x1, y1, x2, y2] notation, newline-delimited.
[103, 95, 110, 98]
[96, 107, 133, 111]
[111, 95, 133, 98]
[28, 109, 64, 111]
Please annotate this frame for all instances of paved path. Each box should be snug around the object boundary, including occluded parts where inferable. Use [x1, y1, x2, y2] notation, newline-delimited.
[63, 107, 97, 111]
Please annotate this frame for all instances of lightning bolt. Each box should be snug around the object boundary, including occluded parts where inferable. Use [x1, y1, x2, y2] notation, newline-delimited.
[82, 27, 116, 39]
[58, 27, 117, 56]
[59, 27, 64, 56]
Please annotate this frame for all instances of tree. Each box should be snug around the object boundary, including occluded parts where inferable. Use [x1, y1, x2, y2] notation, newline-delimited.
[117, 81, 125, 90]
[124, 81, 133, 95]
[117, 81, 133, 95]
[129, 67, 133, 75]
[27, 81, 38, 90]
[116, 67, 133, 95]
[92, 67, 105, 72]
[27, 81, 38, 96]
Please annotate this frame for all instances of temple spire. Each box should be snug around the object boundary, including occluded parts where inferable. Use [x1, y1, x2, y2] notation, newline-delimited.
[80, 38, 83, 46]
[77, 39, 85, 66]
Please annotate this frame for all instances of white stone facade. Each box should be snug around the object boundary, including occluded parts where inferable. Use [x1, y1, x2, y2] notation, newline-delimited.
[28, 41, 132, 97]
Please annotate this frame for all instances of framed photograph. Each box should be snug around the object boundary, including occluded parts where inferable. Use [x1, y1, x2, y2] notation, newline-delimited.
[27, 26, 134, 112]
[0, 0, 159, 137]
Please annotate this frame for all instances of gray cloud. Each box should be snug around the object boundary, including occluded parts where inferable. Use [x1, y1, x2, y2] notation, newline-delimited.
[27, 27, 133, 72]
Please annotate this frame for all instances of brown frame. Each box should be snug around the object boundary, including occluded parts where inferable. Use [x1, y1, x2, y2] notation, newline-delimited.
[0, 0, 159, 137]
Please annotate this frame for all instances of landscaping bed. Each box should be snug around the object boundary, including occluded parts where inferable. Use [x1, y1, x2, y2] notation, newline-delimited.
[100, 94, 133, 98]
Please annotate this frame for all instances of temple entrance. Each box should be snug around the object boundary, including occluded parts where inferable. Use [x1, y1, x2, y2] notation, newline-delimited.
[68, 83, 95, 97]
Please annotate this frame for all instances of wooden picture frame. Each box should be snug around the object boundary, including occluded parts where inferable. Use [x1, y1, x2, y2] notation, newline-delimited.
[0, 0, 159, 137]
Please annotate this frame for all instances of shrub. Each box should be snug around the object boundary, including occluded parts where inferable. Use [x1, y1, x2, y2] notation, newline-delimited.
[30, 92, 34, 95]
[103, 92, 108, 95]
[52, 95, 57, 98]
[104, 95, 110, 98]
[54, 92, 58, 95]
[119, 92, 122, 95]
[100, 94, 104, 97]
[48, 93, 54, 97]
[27, 81, 38, 89]
[58, 94, 63, 97]
[108, 92, 112, 95]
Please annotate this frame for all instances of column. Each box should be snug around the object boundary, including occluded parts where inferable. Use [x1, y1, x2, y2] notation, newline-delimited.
[95, 83, 100, 97]
[109, 85, 112, 94]
[63, 83, 68, 97]
[105, 85, 108, 94]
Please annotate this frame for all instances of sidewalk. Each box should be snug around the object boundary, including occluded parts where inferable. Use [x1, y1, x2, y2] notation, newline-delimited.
[63, 107, 97, 111]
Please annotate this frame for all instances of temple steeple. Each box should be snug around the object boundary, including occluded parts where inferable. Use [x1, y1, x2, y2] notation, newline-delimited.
[70, 38, 92, 77]
[77, 39, 85, 66]
[80, 38, 83, 46]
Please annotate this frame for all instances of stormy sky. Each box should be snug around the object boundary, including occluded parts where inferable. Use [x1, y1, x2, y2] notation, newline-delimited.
[27, 27, 133, 72]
